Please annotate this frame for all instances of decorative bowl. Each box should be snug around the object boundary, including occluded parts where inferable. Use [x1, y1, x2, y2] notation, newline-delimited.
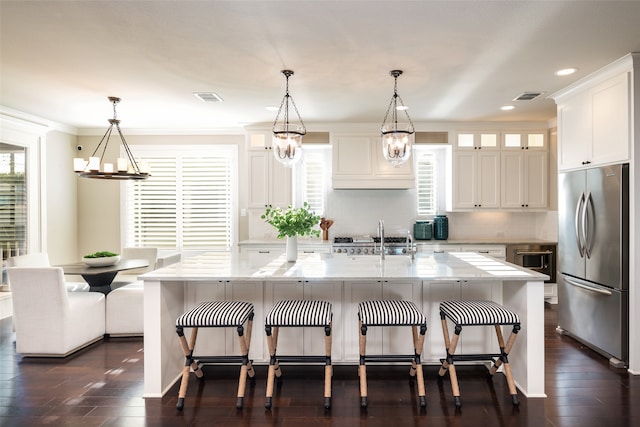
[82, 255, 121, 267]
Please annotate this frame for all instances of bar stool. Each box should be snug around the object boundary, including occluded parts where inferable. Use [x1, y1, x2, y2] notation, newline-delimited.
[264, 299, 333, 409]
[438, 299, 521, 408]
[358, 299, 428, 408]
[175, 300, 255, 410]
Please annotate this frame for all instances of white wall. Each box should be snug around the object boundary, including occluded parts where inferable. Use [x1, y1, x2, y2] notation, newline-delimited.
[44, 130, 80, 264]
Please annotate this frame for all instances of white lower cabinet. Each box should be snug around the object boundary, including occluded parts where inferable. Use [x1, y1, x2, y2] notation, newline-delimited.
[182, 278, 506, 365]
[422, 280, 503, 362]
[343, 280, 421, 361]
[184, 280, 264, 360]
[264, 280, 342, 360]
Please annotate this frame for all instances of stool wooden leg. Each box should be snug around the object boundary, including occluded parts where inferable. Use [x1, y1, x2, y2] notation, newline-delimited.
[358, 320, 368, 408]
[410, 325, 419, 377]
[324, 322, 332, 409]
[236, 322, 254, 409]
[412, 324, 427, 408]
[265, 325, 281, 409]
[438, 317, 451, 376]
[244, 317, 256, 380]
[176, 327, 202, 410]
[490, 324, 521, 406]
[439, 316, 463, 408]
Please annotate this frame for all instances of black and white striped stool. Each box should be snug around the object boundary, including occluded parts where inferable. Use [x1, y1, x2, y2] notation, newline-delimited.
[438, 299, 521, 408]
[175, 300, 255, 410]
[264, 299, 333, 409]
[358, 300, 428, 408]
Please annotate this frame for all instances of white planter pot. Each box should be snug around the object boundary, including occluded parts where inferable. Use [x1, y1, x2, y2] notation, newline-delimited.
[286, 236, 298, 262]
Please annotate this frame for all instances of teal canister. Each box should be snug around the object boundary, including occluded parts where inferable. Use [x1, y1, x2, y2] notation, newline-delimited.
[413, 221, 432, 240]
[433, 215, 448, 240]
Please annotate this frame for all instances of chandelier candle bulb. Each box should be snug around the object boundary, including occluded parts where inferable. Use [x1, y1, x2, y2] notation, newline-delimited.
[88, 157, 100, 171]
[117, 158, 128, 172]
[73, 158, 87, 172]
[103, 163, 114, 173]
[139, 161, 150, 174]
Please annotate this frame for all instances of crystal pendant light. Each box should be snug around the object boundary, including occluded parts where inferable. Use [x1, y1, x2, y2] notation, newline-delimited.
[272, 70, 306, 167]
[380, 70, 414, 166]
[73, 97, 149, 180]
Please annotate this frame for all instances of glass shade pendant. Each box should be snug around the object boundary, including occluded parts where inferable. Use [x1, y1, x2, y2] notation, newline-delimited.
[272, 70, 306, 167]
[73, 97, 149, 180]
[380, 70, 414, 166]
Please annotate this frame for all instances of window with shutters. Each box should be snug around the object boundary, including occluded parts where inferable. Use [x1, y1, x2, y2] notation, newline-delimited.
[0, 147, 26, 262]
[414, 146, 447, 216]
[293, 146, 330, 217]
[123, 145, 237, 254]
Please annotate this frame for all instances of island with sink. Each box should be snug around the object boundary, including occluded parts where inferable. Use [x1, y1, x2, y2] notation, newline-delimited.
[140, 250, 548, 399]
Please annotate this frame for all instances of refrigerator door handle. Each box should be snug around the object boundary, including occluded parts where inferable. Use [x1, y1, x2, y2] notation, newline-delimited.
[575, 192, 585, 257]
[583, 192, 595, 258]
[564, 276, 613, 296]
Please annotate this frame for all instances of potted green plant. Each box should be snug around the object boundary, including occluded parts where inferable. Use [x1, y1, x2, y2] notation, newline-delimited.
[261, 202, 321, 261]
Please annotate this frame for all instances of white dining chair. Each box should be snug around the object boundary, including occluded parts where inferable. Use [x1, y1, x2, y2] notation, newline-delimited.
[7, 267, 106, 356]
[6, 253, 90, 292]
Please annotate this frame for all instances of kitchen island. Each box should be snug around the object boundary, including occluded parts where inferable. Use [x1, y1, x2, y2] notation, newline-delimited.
[141, 251, 547, 399]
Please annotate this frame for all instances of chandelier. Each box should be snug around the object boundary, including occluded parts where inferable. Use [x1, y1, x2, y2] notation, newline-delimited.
[73, 97, 149, 180]
[272, 70, 306, 167]
[380, 70, 414, 166]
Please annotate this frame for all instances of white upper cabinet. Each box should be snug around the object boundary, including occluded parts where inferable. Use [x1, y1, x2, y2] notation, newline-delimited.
[331, 133, 414, 189]
[501, 150, 548, 210]
[247, 132, 292, 209]
[452, 132, 500, 210]
[500, 131, 548, 210]
[553, 61, 632, 172]
[502, 131, 547, 150]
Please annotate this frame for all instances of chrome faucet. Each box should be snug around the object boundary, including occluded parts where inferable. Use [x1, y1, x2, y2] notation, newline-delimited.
[406, 230, 415, 261]
[378, 219, 385, 260]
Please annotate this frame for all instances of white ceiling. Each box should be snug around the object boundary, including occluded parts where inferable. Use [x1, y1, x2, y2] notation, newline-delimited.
[2, 0, 640, 133]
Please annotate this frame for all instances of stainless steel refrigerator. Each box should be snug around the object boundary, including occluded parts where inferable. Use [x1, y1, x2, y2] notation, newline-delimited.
[557, 163, 629, 367]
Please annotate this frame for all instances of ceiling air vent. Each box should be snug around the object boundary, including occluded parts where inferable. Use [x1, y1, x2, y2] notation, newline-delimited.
[513, 92, 543, 101]
[193, 92, 223, 102]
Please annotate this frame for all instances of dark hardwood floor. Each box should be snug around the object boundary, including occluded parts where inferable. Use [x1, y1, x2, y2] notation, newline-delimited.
[1, 304, 638, 426]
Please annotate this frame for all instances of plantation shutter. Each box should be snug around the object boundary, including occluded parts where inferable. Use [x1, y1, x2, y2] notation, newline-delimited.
[301, 150, 326, 217]
[125, 146, 235, 252]
[416, 151, 436, 216]
[0, 151, 26, 257]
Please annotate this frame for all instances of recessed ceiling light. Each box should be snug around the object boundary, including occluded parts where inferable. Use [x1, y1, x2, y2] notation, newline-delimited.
[501, 105, 515, 111]
[555, 68, 578, 76]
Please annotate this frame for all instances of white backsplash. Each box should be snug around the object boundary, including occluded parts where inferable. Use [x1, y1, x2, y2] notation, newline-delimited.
[249, 188, 558, 241]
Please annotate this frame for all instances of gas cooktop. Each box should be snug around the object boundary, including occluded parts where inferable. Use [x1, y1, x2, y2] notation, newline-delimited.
[331, 235, 413, 255]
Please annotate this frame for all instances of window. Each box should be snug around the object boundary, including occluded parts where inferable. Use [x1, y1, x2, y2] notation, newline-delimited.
[0, 145, 26, 261]
[414, 145, 448, 216]
[293, 146, 330, 217]
[123, 145, 237, 254]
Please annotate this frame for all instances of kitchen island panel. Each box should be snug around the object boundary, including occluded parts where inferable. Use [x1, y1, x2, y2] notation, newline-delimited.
[142, 252, 547, 398]
[343, 281, 384, 360]
[381, 281, 423, 357]
[503, 279, 546, 398]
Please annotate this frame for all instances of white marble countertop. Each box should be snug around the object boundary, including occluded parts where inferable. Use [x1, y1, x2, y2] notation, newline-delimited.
[238, 238, 557, 246]
[141, 251, 548, 282]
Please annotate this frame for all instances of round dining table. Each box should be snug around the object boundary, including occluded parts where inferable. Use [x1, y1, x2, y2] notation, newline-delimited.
[56, 259, 149, 294]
